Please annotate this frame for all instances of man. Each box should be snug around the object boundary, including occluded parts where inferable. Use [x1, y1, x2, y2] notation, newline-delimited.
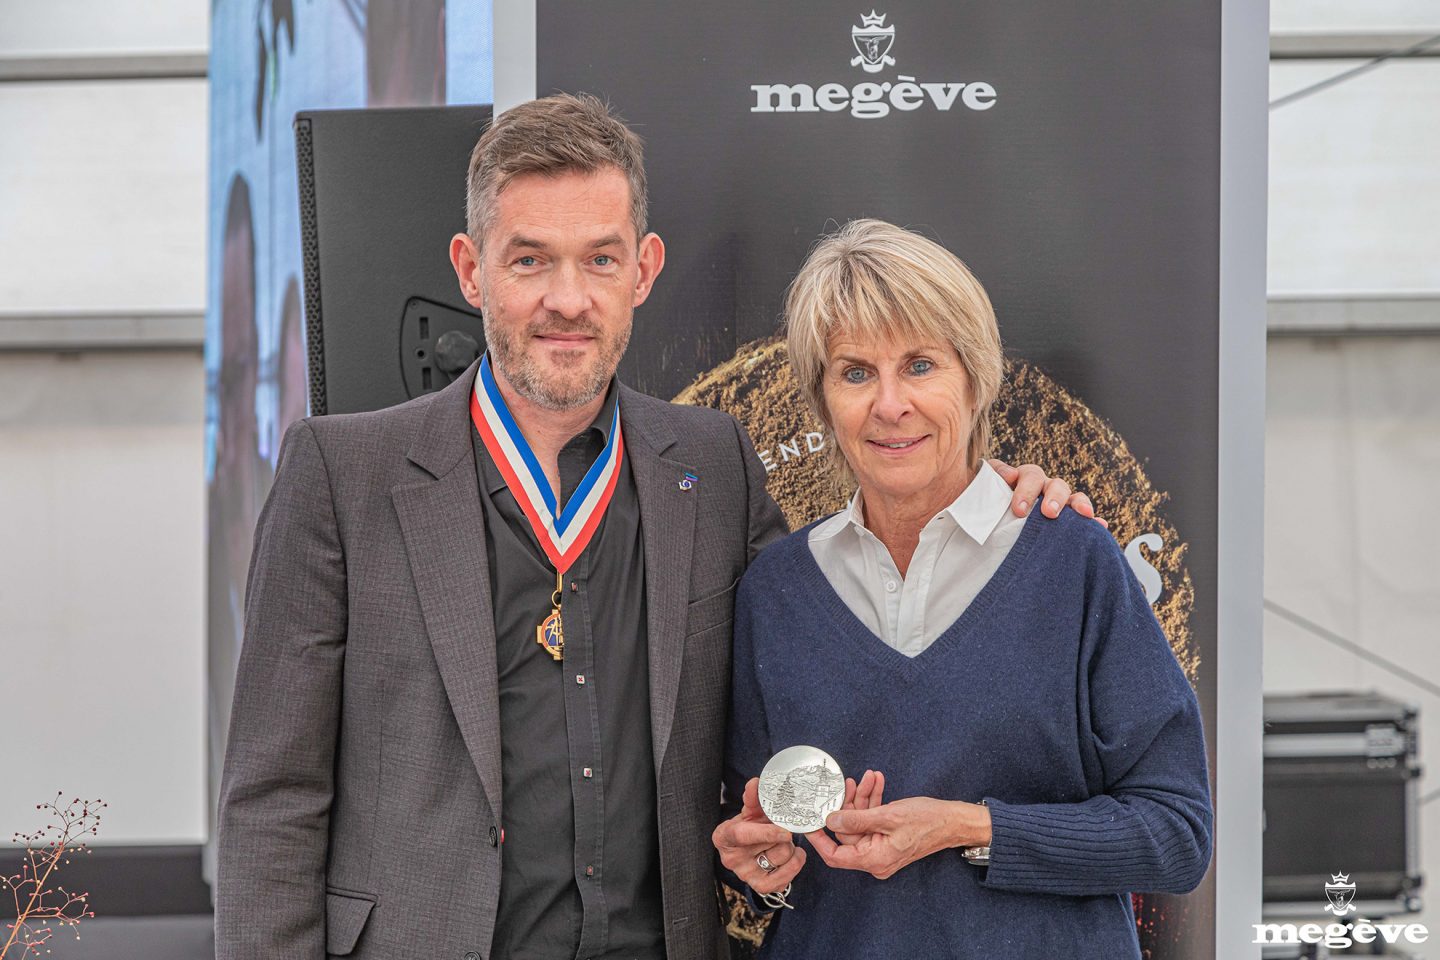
[215, 93, 1090, 960]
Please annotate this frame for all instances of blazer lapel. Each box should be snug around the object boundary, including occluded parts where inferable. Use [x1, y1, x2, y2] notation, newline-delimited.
[623, 388, 698, 777]
[392, 362, 504, 820]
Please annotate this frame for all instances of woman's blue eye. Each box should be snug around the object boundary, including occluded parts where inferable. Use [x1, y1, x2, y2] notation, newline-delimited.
[910, 358, 933, 374]
[843, 367, 868, 383]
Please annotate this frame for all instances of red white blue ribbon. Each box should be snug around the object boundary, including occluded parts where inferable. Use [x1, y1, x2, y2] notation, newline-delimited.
[470, 354, 624, 574]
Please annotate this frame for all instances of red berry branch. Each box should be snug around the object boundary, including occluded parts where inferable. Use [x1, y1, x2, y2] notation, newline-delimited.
[1, 794, 105, 959]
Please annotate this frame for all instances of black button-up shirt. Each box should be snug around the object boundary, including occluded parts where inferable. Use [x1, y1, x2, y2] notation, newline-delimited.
[472, 381, 664, 960]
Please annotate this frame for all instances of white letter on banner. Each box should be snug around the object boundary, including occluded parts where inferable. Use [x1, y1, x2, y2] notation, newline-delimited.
[921, 82, 964, 110]
[751, 84, 817, 113]
[889, 76, 925, 110]
[850, 82, 890, 118]
[962, 82, 997, 110]
[1124, 533, 1164, 604]
[816, 83, 848, 111]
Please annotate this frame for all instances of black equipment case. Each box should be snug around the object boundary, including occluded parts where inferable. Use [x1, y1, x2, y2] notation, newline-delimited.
[1263, 691, 1422, 918]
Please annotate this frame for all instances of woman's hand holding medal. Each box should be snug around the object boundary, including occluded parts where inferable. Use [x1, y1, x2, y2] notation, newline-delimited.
[807, 770, 993, 881]
[713, 777, 807, 896]
[715, 748, 995, 903]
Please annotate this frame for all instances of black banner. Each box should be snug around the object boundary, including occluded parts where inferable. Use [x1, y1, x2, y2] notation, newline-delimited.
[537, 2, 1221, 955]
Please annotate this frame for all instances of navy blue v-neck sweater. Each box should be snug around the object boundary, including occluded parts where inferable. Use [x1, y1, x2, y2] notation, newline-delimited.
[723, 506, 1212, 960]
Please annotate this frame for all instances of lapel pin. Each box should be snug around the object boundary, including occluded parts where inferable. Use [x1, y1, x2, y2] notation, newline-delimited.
[678, 472, 698, 491]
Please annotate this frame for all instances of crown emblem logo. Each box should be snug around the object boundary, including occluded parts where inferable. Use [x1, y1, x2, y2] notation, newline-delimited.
[851, 10, 896, 73]
[1325, 872, 1357, 916]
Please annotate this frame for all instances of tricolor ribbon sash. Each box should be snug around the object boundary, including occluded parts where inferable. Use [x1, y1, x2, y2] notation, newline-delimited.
[470, 355, 624, 574]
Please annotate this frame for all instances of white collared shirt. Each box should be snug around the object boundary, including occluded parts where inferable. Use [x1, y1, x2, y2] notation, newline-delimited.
[807, 460, 1027, 657]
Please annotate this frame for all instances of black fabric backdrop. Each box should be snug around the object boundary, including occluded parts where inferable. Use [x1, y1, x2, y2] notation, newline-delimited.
[537, 2, 1219, 956]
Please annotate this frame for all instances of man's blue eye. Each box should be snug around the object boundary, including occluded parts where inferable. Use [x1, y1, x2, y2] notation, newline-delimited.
[517, 256, 538, 267]
[594, 255, 613, 266]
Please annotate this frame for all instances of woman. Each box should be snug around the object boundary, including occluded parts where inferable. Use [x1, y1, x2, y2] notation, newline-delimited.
[712, 220, 1211, 958]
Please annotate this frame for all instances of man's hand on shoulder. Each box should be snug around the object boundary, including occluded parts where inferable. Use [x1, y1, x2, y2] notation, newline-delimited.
[988, 458, 1108, 529]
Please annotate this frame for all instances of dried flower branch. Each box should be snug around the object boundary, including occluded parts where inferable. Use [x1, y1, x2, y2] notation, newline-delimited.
[2, 793, 105, 959]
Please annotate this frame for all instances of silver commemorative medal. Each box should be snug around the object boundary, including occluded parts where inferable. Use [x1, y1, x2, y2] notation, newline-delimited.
[758, 745, 846, 834]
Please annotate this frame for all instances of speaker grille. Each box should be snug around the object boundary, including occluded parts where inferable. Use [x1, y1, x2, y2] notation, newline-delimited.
[294, 117, 328, 416]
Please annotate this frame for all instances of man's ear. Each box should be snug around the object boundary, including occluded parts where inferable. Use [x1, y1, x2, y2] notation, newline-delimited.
[632, 232, 666, 308]
[450, 233, 485, 310]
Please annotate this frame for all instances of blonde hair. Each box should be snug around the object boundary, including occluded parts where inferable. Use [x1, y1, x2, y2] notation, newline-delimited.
[784, 219, 1003, 487]
[466, 93, 648, 247]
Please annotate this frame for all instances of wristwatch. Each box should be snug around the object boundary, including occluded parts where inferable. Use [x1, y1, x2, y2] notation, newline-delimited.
[963, 799, 990, 865]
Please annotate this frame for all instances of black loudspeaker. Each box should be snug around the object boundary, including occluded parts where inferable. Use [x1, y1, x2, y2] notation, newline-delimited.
[294, 105, 492, 416]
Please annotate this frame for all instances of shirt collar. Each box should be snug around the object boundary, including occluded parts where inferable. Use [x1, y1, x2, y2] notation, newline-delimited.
[585, 376, 622, 447]
[475, 372, 621, 495]
[941, 459, 1014, 545]
[809, 459, 1013, 546]
[809, 487, 869, 542]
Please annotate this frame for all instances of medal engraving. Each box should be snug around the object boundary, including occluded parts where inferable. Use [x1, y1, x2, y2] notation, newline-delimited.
[758, 745, 846, 834]
[537, 608, 564, 661]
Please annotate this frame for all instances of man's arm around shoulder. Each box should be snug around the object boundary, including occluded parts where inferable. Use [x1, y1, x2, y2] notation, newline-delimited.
[731, 416, 789, 559]
[215, 419, 347, 959]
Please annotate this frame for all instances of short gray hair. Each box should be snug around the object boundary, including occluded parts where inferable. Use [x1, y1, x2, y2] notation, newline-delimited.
[465, 93, 648, 246]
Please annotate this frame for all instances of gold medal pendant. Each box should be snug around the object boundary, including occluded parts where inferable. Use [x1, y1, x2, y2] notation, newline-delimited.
[536, 570, 565, 661]
[537, 608, 564, 661]
[472, 355, 622, 667]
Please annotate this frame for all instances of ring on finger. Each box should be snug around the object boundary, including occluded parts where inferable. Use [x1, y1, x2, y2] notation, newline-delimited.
[755, 852, 776, 873]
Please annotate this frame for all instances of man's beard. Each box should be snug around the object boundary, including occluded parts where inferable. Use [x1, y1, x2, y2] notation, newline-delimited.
[482, 310, 631, 411]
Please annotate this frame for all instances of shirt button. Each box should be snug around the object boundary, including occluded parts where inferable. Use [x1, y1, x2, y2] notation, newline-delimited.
[582, 767, 593, 779]
[885, 580, 897, 593]
[585, 865, 595, 877]
[488, 826, 497, 847]
[576, 674, 586, 685]
[465, 952, 482, 960]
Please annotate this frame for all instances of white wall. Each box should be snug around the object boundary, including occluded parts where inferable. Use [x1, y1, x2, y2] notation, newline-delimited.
[1270, 0, 1440, 36]
[0, 352, 206, 843]
[1265, 337, 1440, 688]
[1269, 61, 1440, 297]
[0, 80, 207, 313]
[0, 1, 207, 56]
[0, 2, 207, 845]
[1264, 336, 1440, 929]
[1265, 11, 1440, 934]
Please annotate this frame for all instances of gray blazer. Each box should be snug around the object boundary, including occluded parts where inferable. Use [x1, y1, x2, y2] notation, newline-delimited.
[215, 360, 787, 960]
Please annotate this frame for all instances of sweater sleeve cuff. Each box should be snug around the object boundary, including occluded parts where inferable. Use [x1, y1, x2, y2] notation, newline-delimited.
[977, 796, 1205, 896]
[980, 797, 1111, 893]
